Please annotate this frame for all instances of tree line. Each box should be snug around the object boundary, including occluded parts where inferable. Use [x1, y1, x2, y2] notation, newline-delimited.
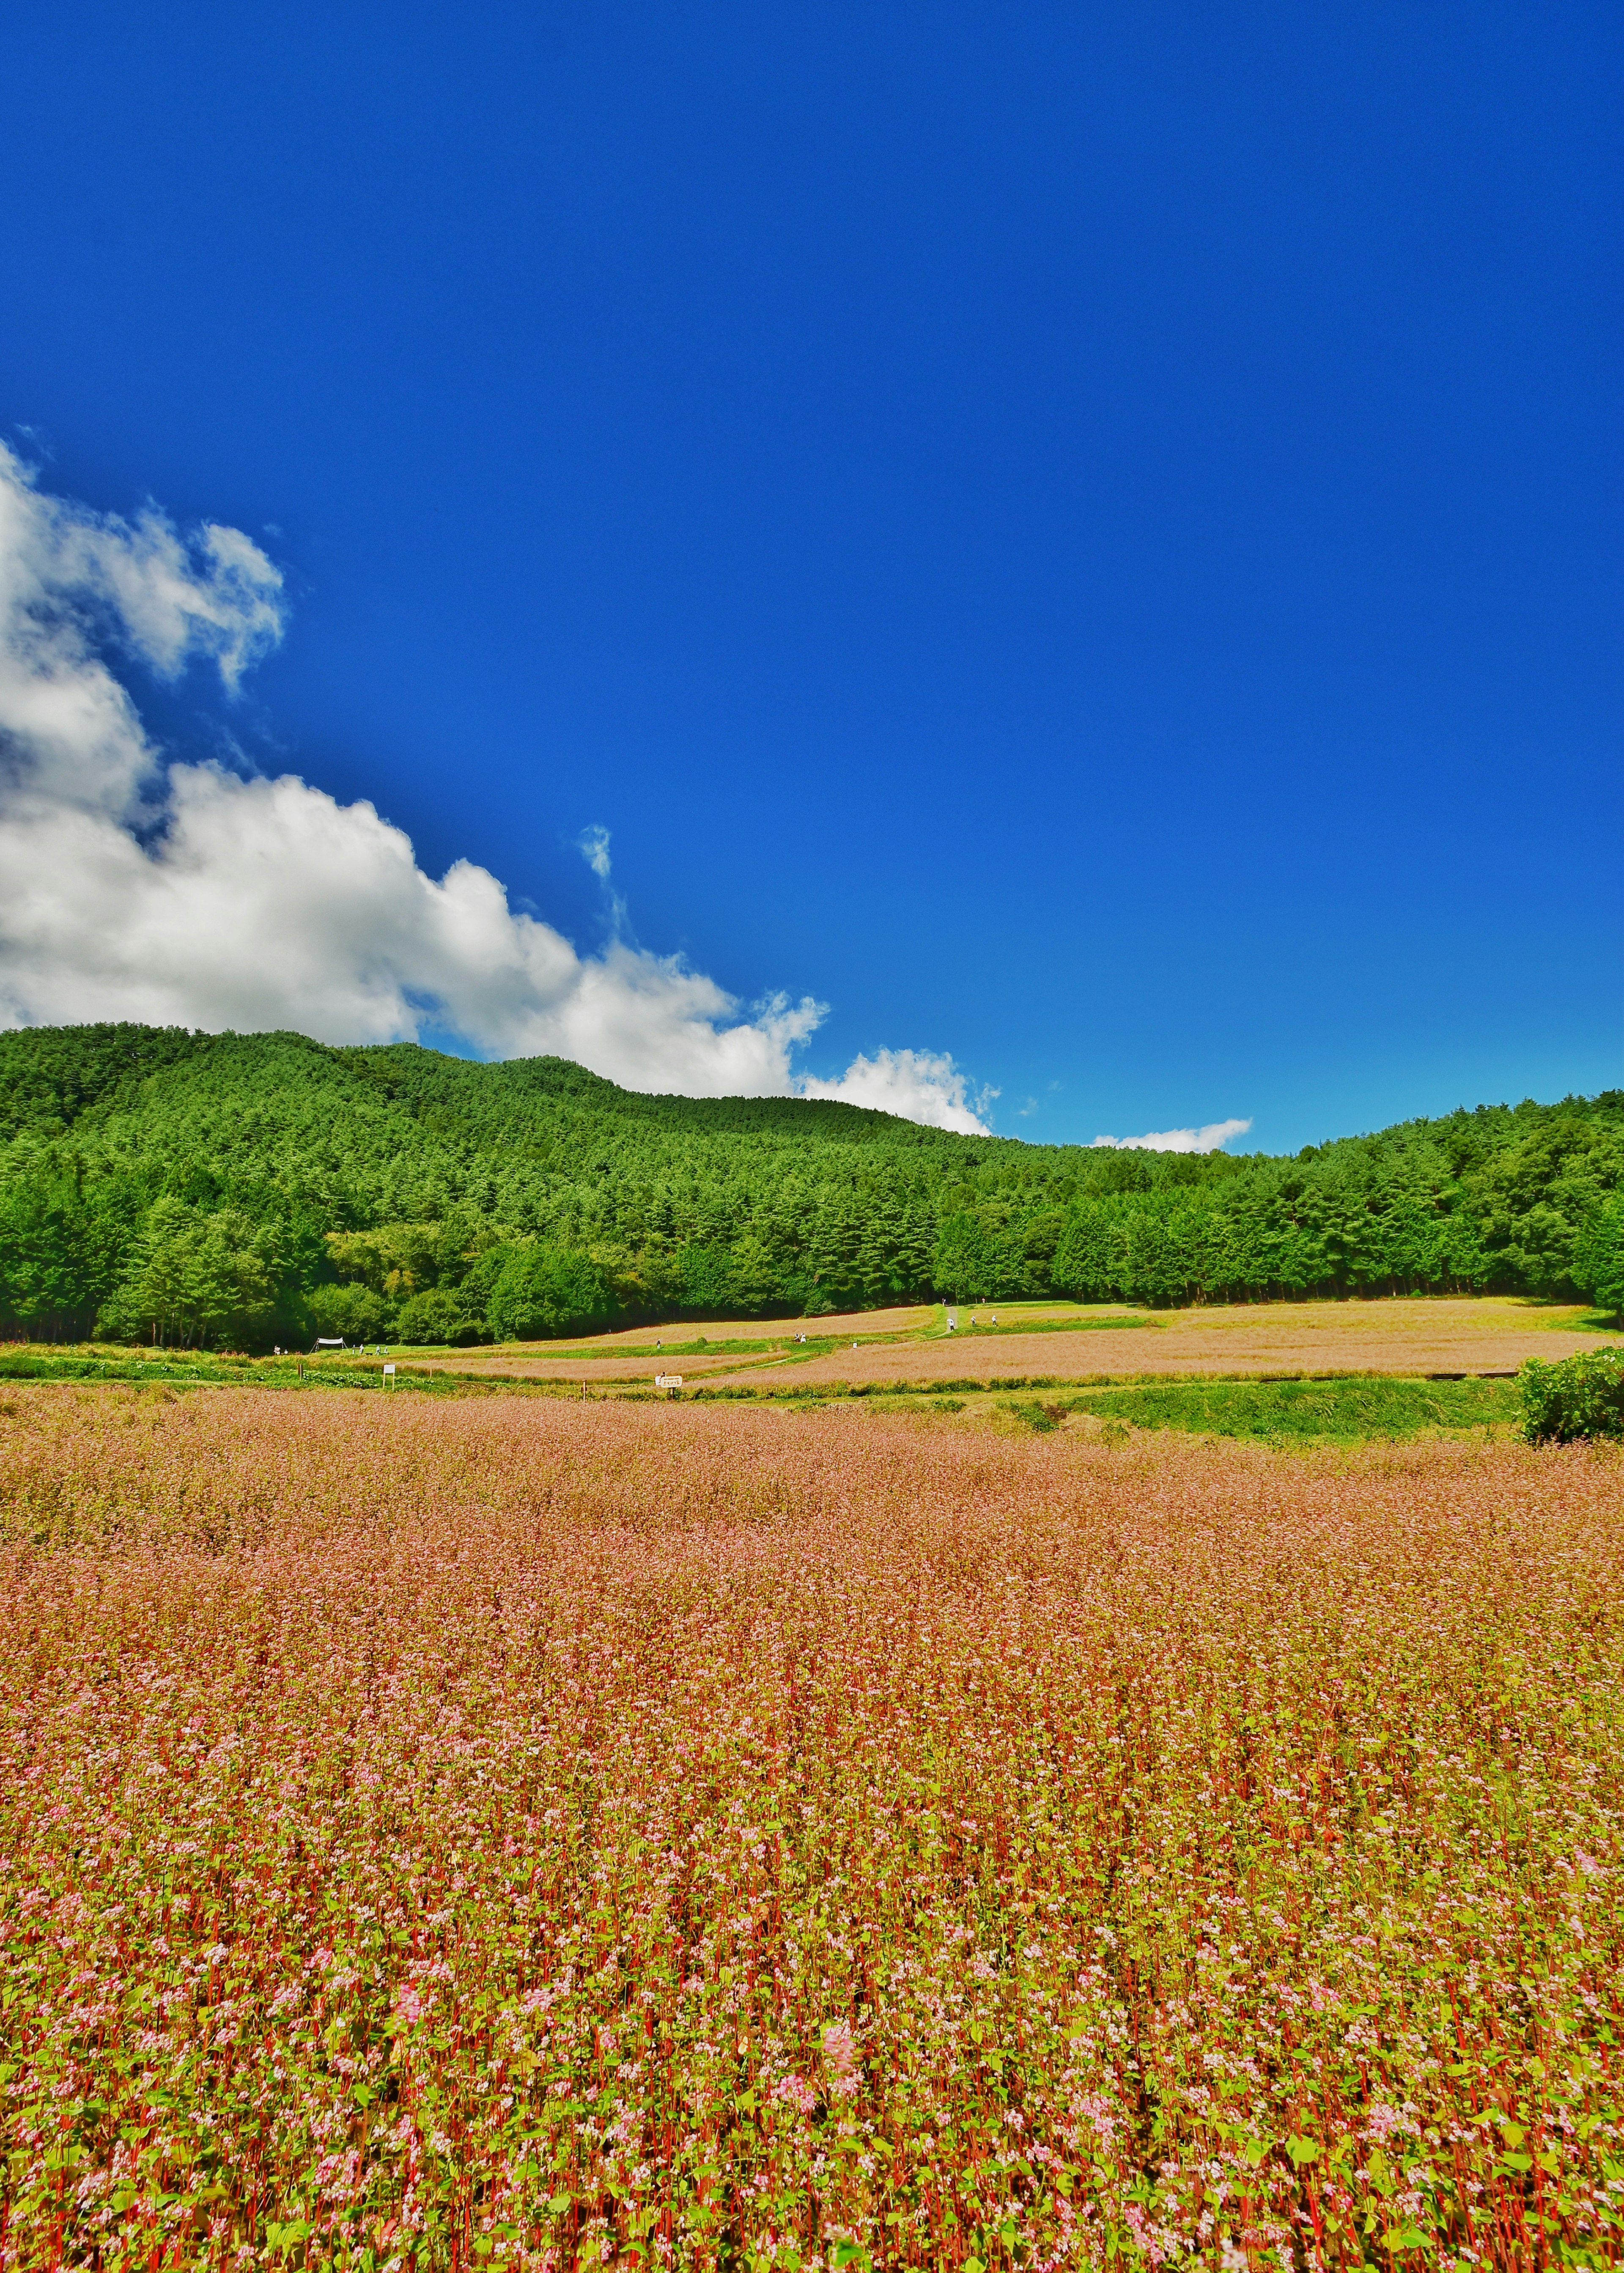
[1, 1023, 1620, 1347]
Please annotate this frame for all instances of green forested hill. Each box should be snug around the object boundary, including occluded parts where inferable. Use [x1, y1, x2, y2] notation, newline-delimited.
[2, 1022, 1621, 1346]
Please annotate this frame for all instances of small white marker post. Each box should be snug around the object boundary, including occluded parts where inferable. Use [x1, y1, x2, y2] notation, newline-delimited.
[383, 1363, 396, 1390]
[655, 1374, 683, 1396]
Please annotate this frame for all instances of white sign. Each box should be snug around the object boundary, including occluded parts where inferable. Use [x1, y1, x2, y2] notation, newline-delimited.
[655, 1374, 683, 1390]
[383, 1363, 396, 1377]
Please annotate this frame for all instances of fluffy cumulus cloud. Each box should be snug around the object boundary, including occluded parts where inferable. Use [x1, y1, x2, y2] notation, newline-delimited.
[1091, 1117, 1252, 1154]
[799, 1047, 995, 1138]
[0, 447, 990, 1129]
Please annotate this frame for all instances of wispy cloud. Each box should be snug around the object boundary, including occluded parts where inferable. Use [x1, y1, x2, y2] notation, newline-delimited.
[0, 446, 988, 1126]
[577, 823, 613, 881]
[1090, 1117, 1252, 1154]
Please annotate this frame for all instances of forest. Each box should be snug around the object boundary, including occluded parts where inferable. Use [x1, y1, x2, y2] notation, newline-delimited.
[1, 1022, 1621, 1346]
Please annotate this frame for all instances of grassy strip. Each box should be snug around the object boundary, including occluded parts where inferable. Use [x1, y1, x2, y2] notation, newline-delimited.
[1058, 1373, 1519, 1440]
[678, 1372, 1520, 1439]
[0, 1349, 466, 1395]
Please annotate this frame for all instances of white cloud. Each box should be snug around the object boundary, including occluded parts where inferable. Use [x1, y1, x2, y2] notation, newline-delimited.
[799, 1047, 995, 1136]
[0, 446, 984, 1121]
[1090, 1117, 1252, 1154]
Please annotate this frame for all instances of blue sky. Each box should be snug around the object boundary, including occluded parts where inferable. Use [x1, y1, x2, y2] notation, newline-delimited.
[0, 1, 1619, 1149]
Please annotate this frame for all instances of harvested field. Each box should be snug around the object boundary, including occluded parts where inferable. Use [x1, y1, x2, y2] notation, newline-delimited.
[701, 1296, 1610, 1391]
[414, 1309, 944, 1370]
[3, 1385, 1622, 2269]
[401, 1297, 1610, 1393]
[384, 1308, 948, 1387]
[527, 1307, 940, 1351]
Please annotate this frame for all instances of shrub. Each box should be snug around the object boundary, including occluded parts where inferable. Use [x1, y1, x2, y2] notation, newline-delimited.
[1519, 1346, 1624, 1442]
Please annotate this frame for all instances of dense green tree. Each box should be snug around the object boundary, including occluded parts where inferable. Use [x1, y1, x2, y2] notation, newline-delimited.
[1575, 1199, 1624, 1320]
[0, 1171, 126, 1338]
[2, 1024, 1621, 1345]
[678, 1244, 735, 1315]
[99, 1200, 273, 1348]
[307, 1282, 391, 1344]
[485, 1245, 613, 1342]
[933, 1211, 1021, 1302]
[394, 1286, 485, 1346]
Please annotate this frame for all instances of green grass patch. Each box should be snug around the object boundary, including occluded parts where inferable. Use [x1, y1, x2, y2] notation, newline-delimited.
[999, 1398, 1070, 1432]
[1068, 1374, 1518, 1442]
[0, 1347, 466, 1396]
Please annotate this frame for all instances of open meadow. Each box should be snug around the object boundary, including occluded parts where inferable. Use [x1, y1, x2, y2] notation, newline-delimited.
[3, 1385, 1622, 2271]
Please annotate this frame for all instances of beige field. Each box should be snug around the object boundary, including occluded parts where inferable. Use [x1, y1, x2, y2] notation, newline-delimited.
[409, 1292, 1613, 1390]
[411, 1302, 1137, 1381]
[467, 1302, 940, 1353]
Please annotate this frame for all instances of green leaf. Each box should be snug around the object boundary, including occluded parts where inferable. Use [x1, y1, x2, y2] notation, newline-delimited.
[1380, 2226, 1428, 2251]
[1285, 2134, 1320, 2166]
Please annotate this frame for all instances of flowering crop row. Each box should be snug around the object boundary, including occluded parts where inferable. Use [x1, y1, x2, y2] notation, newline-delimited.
[2, 1386, 1622, 2270]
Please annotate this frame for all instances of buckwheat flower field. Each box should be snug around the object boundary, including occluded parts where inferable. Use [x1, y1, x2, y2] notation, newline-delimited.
[3, 1388, 1621, 2271]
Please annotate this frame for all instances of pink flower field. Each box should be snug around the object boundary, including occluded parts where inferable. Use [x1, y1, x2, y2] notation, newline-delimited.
[2, 1386, 1621, 2270]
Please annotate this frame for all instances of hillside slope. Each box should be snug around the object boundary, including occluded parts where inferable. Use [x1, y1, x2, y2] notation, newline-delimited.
[1, 1023, 1621, 1344]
